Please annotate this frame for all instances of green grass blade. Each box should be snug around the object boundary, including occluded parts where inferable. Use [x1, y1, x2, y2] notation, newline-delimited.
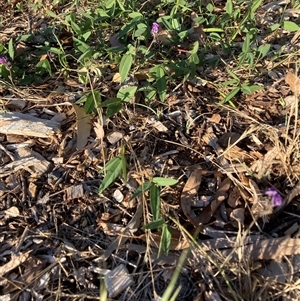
[221, 87, 240, 104]
[98, 156, 123, 194]
[129, 182, 153, 201]
[152, 177, 178, 186]
[161, 248, 190, 301]
[150, 184, 160, 221]
[142, 218, 165, 230]
[158, 223, 171, 257]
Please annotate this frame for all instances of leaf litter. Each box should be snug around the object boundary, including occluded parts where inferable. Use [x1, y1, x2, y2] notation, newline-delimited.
[0, 1, 300, 300]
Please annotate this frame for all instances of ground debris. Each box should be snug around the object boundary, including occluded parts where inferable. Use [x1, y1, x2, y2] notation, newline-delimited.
[0, 111, 61, 138]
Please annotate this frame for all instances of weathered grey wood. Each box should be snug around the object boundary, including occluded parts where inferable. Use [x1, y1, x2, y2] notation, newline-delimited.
[0, 111, 60, 138]
[0, 147, 51, 177]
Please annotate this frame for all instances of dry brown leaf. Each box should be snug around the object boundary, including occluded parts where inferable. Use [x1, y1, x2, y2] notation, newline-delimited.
[72, 104, 91, 149]
[98, 198, 143, 261]
[198, 178, 231, 224]
[156, 30, 173, 44]
[285, 72, 300, 95]
[112, 72, 122, 83]
[98, 221, 125, 236]
[230, 208, 245, 226]
[94, 121, 105, 140]
[227, 186, 241, 208]
[65, 78, 81, 87]
[208, 113, 221, 124]
[181, 169, 203, 228]
[258, 259, 287, 283]
[15, 41, 30, 57]
[250, 147, 279, 179]
[221, 236, 300, 261]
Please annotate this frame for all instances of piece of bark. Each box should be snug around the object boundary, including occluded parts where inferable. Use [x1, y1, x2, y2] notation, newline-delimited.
[0, 147, 51, 177]
[0, 111, 60, 138]
[65, 184, 84, 200]
[105, 264, 133, 298]
[0, 250, 31, 277]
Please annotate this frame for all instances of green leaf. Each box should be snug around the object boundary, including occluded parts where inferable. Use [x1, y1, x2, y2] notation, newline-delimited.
[48, 47, 64, 55]
[85, 91, 101, 114]
[8, 39, 14, 60]
[158, 16, 173, 31]
[98, 156, 123, 194]
[128, 12, 143, 19]
[145, 90, 156, 102]
[226, 68, 239, 82]
[152, 177, 178, 186]
[71, 21, 82, 35]
[117, 86, 137, 102]
[106, 102, 122, 117]
[155, 66, 166, 102]
[203, 28, 224, 33]
[257, 44, 271, 58]
[206, 3, 214, 13]
[225, 0, 233, 15]
[82, 31, 92, 42]
[190, 41, 199, 55]
[78, 49, 93, 63]
[241, 84, 263, 94]
[242, 33, 251, 53]
[119, 53, 133, 83]
[142, 218, 165, 230]
[221, 87, 240, 104]
[150, 184, 160, 221]
[283, 21, 300, 32]
[130, 181, 153, 201]
[189, 41, 199, 66]
[158, 223, 171, 256]
[105, 0, 116, 15]
[75, 94, 88, 104]
[46, 10, 58, 18]
[99, 97, 121, 107]
[73, 37, 90, 53]
[133, 23, 147, 38]
[171, 18, 180, 31]
[269, 23, 280, 32]
[116, 0, 125, 11]
[250, 0, 263, 13]
[36, 59, 52, 76]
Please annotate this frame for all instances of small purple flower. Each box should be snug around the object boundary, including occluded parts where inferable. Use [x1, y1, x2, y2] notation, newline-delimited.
[265, 188, 283, 207]
[0, 57, 8, 64]
[151, 22, 160, 36]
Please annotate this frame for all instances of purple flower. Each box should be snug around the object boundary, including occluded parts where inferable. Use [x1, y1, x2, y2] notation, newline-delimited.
[265, 188, 283, 207]
[0, 57, 8, 64]
[151, 22, 160, 35]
